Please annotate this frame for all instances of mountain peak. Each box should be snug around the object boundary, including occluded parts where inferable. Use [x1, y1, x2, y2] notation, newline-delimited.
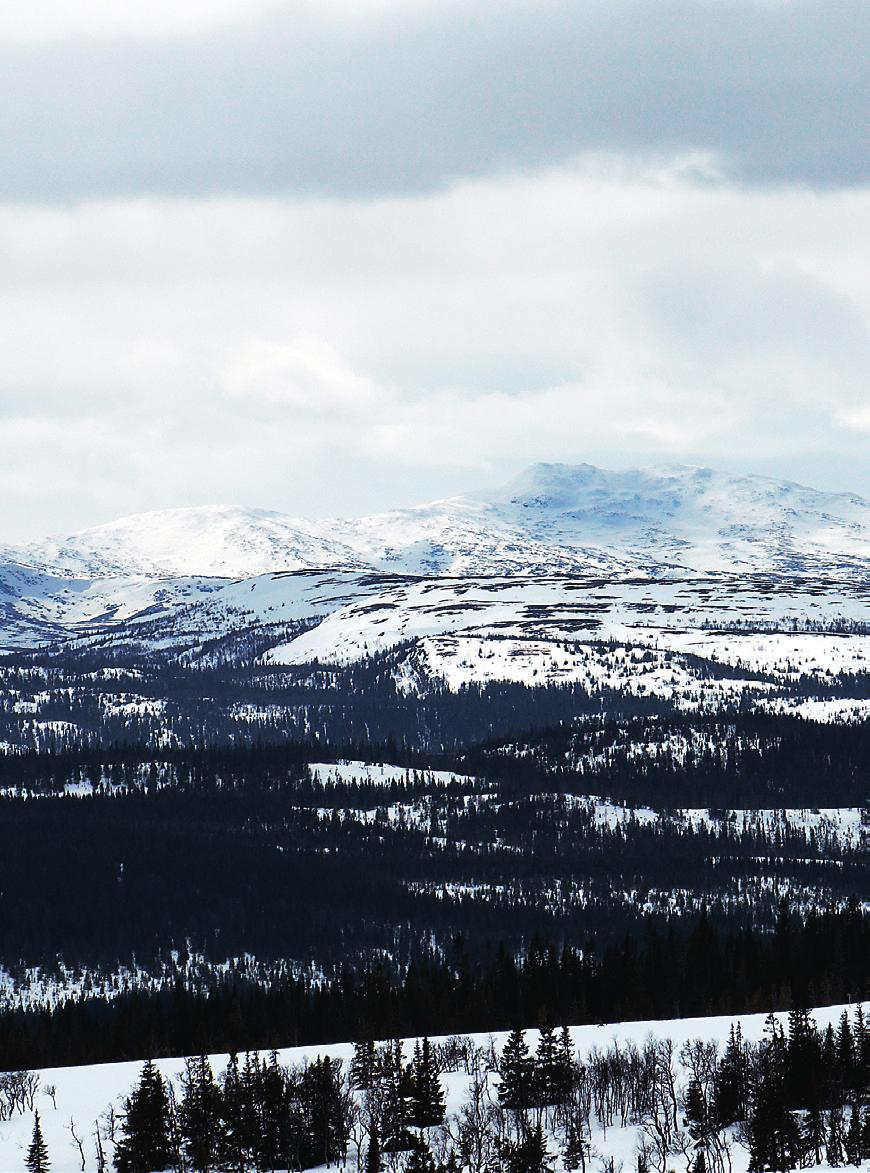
[5, 462, 868, 581]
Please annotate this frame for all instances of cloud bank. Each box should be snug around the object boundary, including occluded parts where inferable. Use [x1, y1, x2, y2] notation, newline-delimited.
[0, 0, 867, 202]
[0, 2, 867, 540]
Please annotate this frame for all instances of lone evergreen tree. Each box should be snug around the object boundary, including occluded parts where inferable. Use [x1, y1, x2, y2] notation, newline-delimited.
[26, 1112, 50, 1173]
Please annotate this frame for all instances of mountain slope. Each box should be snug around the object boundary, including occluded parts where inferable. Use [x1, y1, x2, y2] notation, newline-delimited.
[14, 505, 371, 579]
[482, 463, 870, 576]
[9, 463, 870, 581]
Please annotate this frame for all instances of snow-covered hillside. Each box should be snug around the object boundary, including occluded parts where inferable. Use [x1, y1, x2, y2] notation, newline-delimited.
[263, 573, 868, 669]
[0, 1003, 860, 1173]
[11, 505, 371, 579]
[0, 465, 867, 709]
[480, 463, 870, 578]
[8, 463, 870, 581]
[0, 565, 866, 715]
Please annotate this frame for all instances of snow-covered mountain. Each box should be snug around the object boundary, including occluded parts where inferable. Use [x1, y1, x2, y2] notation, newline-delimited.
[478, 463, 870, 577]
[0, 464, 867, 705]
[12, 505, 371, 579]
[8, 463, 870, 581]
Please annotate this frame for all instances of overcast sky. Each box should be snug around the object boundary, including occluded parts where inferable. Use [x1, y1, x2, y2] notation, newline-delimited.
[1, 0, 868, 541]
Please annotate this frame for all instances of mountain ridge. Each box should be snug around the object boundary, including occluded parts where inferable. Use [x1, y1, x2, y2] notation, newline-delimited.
[6, 462, 869, 582]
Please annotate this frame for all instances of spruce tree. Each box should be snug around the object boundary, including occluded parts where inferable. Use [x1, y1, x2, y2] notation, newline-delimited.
[25, 1112, 50, 1173]
[837, 1012, 857, 1095]
[801, 1103, 826, 1166]
[562, 1120, 589, 1172]
[219, 1052, 254, 1173]
[557, 1024, 575, 1105]
[258, 1050, 287, 1171]
[716, 1024, 749, 1125]
[298, 1055, 348, 1169]
[178, 1055, 223, 1173]
[534, 1022, 561, 1108]
[685, 1078, 710, 1146]
[380, 1040, 412, 1152]
[786, 1006, 821, 1109]
[405, 1133, 437, 1173]
[820, 1025, 840, 1114]
[351, 1037, 379, 1091]
[853, 1006, 868, 1104]
[845, 1103, 862, 1167]
[748, 1020, 800, 1172]
[826, 1107, 845, 1167]
[410, 1037, 446, 1128]
[499, 1028, 533, 1113]
[114, 1059, 172, 1173]
[505, 1121, 552, 1173]
[860, 1106, 870, 1161]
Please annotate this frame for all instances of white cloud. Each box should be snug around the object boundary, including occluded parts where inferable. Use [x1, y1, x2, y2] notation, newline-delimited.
[0, 0, 435, 44]
[0, 158, 867, 540]
[0, 1, 865, 199]
[838, 404, 870, 433]
[219, 336, 383, 413]
[0, 0, 269, 43]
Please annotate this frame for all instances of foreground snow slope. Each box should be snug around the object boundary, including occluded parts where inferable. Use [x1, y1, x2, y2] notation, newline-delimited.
[0, 1002, 860, 1173]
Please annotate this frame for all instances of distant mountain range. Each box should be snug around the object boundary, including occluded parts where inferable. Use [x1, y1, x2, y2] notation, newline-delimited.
[6, 462, 870, 580]
[0, 464, 867, 677]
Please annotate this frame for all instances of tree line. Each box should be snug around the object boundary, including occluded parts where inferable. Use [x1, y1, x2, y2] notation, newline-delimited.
[18, 1005, 870, 1172]
[0, 902, 866, 1072]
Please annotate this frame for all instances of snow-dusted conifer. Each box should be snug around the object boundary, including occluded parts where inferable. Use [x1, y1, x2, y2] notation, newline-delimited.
[26, 1111, 50, 1173]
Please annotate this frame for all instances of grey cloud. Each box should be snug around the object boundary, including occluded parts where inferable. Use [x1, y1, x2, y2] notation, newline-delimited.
[638, 260, 870, 373]
[0, 0, 867, 202]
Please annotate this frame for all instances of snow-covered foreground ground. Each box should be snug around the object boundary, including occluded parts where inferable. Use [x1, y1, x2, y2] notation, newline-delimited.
[0, 1002, 862, 1172]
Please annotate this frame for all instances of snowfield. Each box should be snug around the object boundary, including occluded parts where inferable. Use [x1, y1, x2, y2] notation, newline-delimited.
[309, 761, 475, 788]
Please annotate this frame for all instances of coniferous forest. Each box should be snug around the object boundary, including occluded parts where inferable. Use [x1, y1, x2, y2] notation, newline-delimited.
[0, 643, 865, 1173]
[0, 696, 862, 1070]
